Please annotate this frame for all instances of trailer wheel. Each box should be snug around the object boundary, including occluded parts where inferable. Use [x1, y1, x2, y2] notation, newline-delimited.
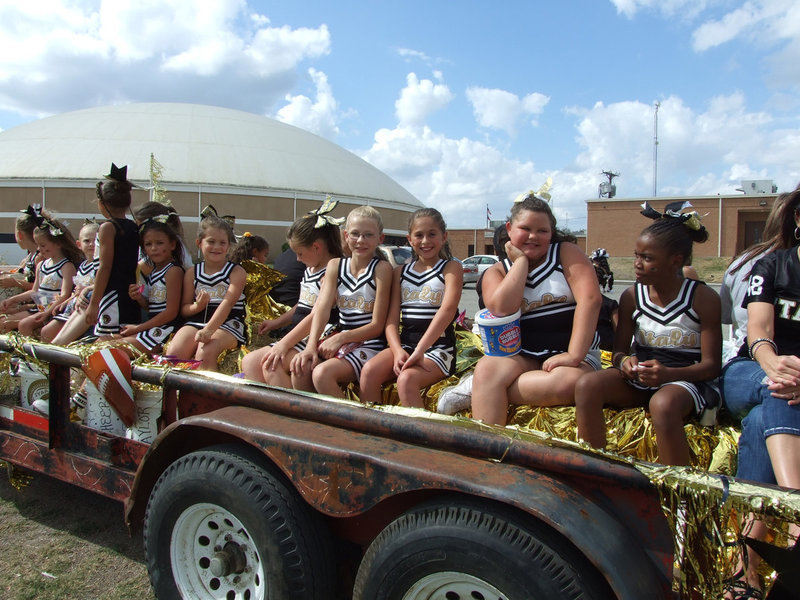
[353, 499, 611, 600]
[143, 447, 332, 600]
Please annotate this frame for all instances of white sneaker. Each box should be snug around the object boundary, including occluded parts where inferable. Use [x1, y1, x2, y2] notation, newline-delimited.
[437, 373, 473, 415]
[31, 398, 49, 416]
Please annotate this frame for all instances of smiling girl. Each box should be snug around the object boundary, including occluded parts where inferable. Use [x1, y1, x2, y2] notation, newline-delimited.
[291, 205, 392, 398]
[359, 208, 462, 408]
[470, 193, 601, 426]
[166, 214, 246, 371]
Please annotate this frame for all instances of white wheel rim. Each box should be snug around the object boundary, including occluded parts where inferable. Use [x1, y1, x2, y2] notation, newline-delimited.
[402, 571, 507, 600]
[171, 502, 265, 600]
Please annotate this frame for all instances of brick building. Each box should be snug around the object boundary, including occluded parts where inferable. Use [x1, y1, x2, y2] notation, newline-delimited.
[586, 188, 780, 259]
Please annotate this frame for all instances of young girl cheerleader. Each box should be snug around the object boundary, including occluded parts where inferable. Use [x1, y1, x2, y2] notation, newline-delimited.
[134, 202, 194, 269]
[1, 211, 80, 334]
[360, 208, 462, 408]
[107, 217, 184, 355]
[241, 201, 343, 390]
[41, 220, 98, 343]
[574, 204, 722, 466]
[470, 193, 602, 426]
[0, 207, 41, 292]
[166, 214, 246, 371]
[291, 206, 392, 398]
[85, 163, 141, 337]
[231, 233, 269, 264]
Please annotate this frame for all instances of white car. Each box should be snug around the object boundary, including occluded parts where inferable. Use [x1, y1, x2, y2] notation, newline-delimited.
[461, 254, 499, 284]
[377, 245, 413, 268]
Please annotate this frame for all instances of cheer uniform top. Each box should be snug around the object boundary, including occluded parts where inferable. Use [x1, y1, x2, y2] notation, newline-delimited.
[399, 258, 457, 375]
[503, 242, 601, 367]
[136, 262, 183, 352]
[629, 278, 718, 416]
[36, 257, 71, 307]
[95, 218, 141, 335]
[742, 248, 800, 357]
[184, 261, 247, 344]
[53, 259, 98, 322]
[334, 257, 386, 377]
[22, 250, 39, 283]
[287, 266, 337, 352]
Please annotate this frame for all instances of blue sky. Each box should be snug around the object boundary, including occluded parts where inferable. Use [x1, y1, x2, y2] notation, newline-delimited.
[1, 0, 798, 230]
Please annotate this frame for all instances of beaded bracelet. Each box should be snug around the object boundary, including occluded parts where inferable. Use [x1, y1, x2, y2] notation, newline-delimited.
[749, 337, 778, 360]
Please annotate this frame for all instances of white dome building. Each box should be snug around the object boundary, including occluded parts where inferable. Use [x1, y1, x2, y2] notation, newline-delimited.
[0, 103, 422, 259]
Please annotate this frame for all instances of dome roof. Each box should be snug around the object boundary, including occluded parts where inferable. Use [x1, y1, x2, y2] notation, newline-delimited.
[0, 102, 421, 208]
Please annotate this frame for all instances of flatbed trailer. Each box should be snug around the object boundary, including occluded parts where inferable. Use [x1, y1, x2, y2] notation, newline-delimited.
[0, 336, 681, 599]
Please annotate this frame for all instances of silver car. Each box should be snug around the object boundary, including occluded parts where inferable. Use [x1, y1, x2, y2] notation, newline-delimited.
[461, 254, 499, 284]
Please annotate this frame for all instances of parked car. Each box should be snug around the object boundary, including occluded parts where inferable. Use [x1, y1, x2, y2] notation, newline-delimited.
[377, 245, 412, 267]
[461, 254, 499, 284]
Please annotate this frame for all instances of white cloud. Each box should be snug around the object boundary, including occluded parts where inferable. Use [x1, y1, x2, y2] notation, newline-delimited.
[0, 0, 330, 117]
[394, 72, 453, 127]
[466, 87, 550, 135]
[275, 68, 340, 139]
[567, 91, 800, 198]
[610, 0, 711, 19]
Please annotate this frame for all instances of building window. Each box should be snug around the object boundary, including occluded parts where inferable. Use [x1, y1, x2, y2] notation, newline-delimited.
[468, 244, 475, 256]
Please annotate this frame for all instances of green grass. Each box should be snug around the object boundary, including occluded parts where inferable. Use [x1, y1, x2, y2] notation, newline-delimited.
[608, 256, 731, 283]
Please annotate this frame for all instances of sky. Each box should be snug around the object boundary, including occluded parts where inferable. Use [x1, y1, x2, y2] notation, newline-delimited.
[1, 0, 799, 231]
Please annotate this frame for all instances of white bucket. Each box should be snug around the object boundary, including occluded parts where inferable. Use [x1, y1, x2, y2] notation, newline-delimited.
[475, 309, 522, 357]
[84, 381, 126, 436]
[125, 389, 162, 444]
[17, 362, 48, 410]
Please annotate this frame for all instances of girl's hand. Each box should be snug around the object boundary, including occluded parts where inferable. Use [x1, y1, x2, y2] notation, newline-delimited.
[633, 359, 668, 387]
[260, 343, 287, 372]
[120, 324, 138, 337]
[31, 311, 48, 325]
[617, 355, 639, 380]
[392, 348, 411, 375]
[762, 354, 800, 389]
[257, 319, 277, 335]
[317, 333, 343, 359]
[542, 352, 582, 372]
[128, 283, 143, 301]
[84, 304, 99, 326]
[78, 288, 92, 308]
[194, 289, 210, 309]
[504, 240, 526, 263]
[195, 327, 213, 344]
[290, 348, 318, 376]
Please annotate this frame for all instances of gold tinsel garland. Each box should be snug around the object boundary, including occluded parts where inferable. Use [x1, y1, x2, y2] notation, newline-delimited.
[1, 328, 799, 598]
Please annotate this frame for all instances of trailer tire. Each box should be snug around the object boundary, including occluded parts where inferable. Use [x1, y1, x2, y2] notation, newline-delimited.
[353, 499, 611, 600]
[143, 447, 332, 600]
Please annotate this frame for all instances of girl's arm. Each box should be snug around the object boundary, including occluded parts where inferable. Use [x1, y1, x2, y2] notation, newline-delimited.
[747, 302, 800, 388]
[257, 305, 297, 334]
[321, 261, 393, 351]
[611, 287, 637, 379]
[290, 259, 340, 373]
[0, 266, 40, 311]
[180, 267, 206, 318]
[86, 222, 115, 325]
[400, 260, 463, 371]
[384, 266, 404, 355]
[122, 266, 183, 336]
[195, 264, 246, 342]
[544, 243, 601, 371]
[481, 244, 527, 316]
[128, 282, 149, 309]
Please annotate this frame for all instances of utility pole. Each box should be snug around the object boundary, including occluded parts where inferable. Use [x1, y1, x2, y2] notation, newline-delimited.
[653, 101, 660, 197]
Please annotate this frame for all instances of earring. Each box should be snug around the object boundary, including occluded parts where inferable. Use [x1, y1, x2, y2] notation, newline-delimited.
[795, 226, 800, 241]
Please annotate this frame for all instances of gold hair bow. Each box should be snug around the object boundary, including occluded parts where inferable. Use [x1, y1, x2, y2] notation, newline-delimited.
[309, 195, 345, 229]
[200, 205, 235, 226]
[24, 204, 64, 236]
[513, 177, 553, 203]
[83, 217, 99, 226]
[641, 200, 705, 230]
[138, 214, 171, 233]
